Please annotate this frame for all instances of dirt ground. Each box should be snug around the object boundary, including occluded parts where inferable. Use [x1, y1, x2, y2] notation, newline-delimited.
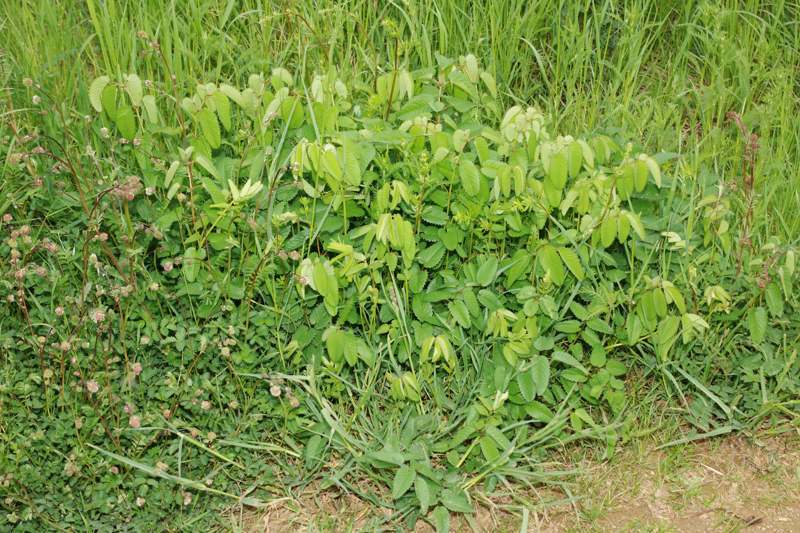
[230, 431, 800, 532]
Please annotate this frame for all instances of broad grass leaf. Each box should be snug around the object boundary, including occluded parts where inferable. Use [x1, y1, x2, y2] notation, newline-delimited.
[392, 465, 416, 500]
[89, 75, 110, 112]
[304, 434, 326, 469]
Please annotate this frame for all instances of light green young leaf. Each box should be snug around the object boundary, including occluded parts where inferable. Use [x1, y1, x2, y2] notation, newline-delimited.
[89, 75, 110, 112]
[459, 159, 481, 196]
[476, 256, 499, 286]
[124, 73, 143, 106]
[539, 245, 565, 286]
[142, 95, 159, 123]
[196, 108, 221, 149]
[644, 155, 661, 187]
[557, 247, 584, 280]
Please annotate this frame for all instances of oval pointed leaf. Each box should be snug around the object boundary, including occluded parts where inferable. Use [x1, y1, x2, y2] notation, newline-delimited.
[548, 151, 567, 189]
[459, 159, 480, 196]
[449, 300, 471, 329]
[476, 256, 499, 286]
[440, 488, 473, 513]
[114, 105, 136, 140]
[748, 306, 767, 344]
[539, 245, 565, 286]
[600, 215, 617, 248]
[557, 247, 584, 280]
[196, 108, 221, 149]
[124, 73, 143, 106]
[89, 75, 110, 112]
[391, 465, 416, 500]
[414, 476, 434, 514]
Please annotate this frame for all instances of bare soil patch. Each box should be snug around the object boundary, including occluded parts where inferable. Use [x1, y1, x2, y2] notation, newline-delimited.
[230, 431, 800, 532]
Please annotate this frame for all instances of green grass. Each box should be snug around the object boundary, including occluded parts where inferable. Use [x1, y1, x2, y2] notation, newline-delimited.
[3, 0, 798, 236]
[1, 1, 798, 530]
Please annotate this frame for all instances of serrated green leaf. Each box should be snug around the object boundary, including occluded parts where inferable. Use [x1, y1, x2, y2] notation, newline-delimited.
[557, 247, 584, 280]
[432, 506, 450, 532]
[440, 488, 473, 513]
[392, 465, 416, 500]
[645, 156, 661, 187]
[414, 475, 434, 514]
[459, 159, 480, 196]
[449, 300, 471, 329]
[530, 356, 549, 396]
[600, 215, 617, 248]
[196, 108, 221, 149]
[476, 256, 499, 286]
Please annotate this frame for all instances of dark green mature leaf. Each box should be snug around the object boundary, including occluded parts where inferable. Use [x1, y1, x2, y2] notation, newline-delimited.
[115, 105, 136, 139]
[748, 306, 767, 344]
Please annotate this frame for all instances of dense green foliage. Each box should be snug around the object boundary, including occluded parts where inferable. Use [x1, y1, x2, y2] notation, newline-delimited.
[1, 1, 798, 530]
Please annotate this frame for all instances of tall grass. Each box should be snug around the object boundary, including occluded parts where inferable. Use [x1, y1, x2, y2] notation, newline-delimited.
[3, 0, 797, 238]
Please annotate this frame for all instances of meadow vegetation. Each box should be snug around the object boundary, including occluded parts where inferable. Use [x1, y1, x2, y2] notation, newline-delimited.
[0, 1, 798, 530]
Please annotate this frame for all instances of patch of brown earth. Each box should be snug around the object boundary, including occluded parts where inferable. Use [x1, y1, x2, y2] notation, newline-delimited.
[229, 432, 800, 532]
